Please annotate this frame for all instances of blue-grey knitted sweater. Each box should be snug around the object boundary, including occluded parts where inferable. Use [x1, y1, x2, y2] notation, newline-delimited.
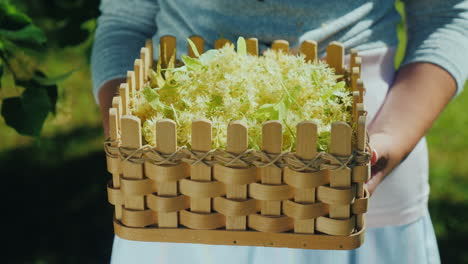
[91, 0, 468, 100]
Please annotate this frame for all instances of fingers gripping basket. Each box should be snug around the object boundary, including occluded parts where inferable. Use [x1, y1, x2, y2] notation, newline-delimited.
[105, 36, 371, 250]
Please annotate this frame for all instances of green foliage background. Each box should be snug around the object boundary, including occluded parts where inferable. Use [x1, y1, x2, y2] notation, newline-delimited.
[0, 0, 467, 263]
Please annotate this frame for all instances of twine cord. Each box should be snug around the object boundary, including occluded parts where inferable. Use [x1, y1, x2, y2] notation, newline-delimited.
[182, 148, 218, 166]
[144, 146, 189, 166]
[215, 149, 255, 167]
[103, 138, 371, 171]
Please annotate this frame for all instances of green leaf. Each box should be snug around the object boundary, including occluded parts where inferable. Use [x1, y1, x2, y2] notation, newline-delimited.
[1, 97, 25, 132]
[187, 38, 200, 58]
[0, 24, 47, 46]
[16, 71, 59, 114]
[181, 54, 202, 71]
[0, 1, 32, 31]
[283, 85, 301, 108]
[1, 87, 50, 136]
[206, 94, 223, 111]
[237, 37, 246, 56]
[170, 103, 179, 124]
[255, 103, 278, 120]
[276, 101, 287, 121]
[22, 86, 51, 128]
[142, 86, 158, 102]
[0, 63, 3, 80]
[32, 69, 76, 85]
[334, 81, 346, 89]
[142, 86, 166, 111]
[44, 84, 58, 114]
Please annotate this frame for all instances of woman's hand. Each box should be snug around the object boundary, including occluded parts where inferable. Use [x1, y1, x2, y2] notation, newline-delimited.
[366, 133, 406, 195]
[365, 62, 456, 195]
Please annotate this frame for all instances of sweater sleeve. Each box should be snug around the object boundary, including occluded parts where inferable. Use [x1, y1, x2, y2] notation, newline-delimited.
[91, 0, 158, 103]
[400, 0, 468, 96]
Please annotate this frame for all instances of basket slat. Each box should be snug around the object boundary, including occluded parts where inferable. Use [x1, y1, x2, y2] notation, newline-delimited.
[326, 42, 345, 74]
[246, 38, 258, 56]
[108, 108, 120, 175]
[134, 59, 144, 91]
[300, 40, 317, 63]
[225, 121, 249, 230]
[108, 108, 122, 219]
[293, 121, 318, 233]
[329, 122, 352, 219]
[145, 39, 154, 69]
[351, 67, 360, 93]
[215, 38, 232, 49]
[190, 119, 212, 213]
[114, 219, 365, 249]
[352, 91, 360, 126]
[121, 115, 145, 210]
[126, 71, 136, 98]
[112, 96, 122, 131]
[357, 79, 364, 103]
[272, 40, 289, 53]
[140, 47, 150, 80]
[160, 35, 176, 67]
[188, 36, 204, 58]
[119, 83, 129, 116]
[260, 121, 283, 216]
[356, 115, 369, 226]
[156, 119, 179, 227]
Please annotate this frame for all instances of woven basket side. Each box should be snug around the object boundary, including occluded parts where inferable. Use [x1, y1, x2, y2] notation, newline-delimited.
[103, 36, 371, 249]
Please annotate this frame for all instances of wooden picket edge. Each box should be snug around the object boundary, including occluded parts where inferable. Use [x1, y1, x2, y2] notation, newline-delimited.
[160, 35, 176, 67]
[260, 121, 283, 216]
[326, 41, 344, 75]
[119, 83, 129, 115]
[134, 59, 143, 91]
[300, 40, 317, 63]
[140, 47, 150, 80]
[226, 121, 249, 230]
[105, 37, 371, 250]
[293, 121, 317, 234]
[188, 36, 204, 58]
[190, 119, 212, 213]
[156, 119, 179, 228]
[246, 38, 258, 56]
[272, 40, 289, 53]
[126, 71, 136, 98]
[108, 108, 122, 220]
[145, 39, 154, 70]
[329, 122, 352, 219]
[215, 38, 232, 49]
[121, 115, 145, 213]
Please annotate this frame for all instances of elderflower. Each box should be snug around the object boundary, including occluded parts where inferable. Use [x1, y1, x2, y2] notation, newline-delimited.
[131, 37, 352, 151]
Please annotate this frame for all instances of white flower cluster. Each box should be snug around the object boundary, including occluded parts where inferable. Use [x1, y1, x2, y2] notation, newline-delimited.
[132, 38, 352, 151]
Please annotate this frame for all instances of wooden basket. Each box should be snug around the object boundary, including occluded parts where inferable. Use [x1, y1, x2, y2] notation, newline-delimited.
[105, 36, 370, 250]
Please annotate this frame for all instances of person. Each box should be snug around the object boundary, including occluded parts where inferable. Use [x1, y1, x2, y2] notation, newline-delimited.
[91, 0, 468, 263]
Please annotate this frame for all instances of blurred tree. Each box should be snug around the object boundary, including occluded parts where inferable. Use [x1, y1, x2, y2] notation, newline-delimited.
[0, 0, 98, 136]
[12, 0, 99, 47]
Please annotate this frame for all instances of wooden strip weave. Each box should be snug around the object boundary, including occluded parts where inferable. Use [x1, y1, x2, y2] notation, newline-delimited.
[105, 127, 370, 248]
